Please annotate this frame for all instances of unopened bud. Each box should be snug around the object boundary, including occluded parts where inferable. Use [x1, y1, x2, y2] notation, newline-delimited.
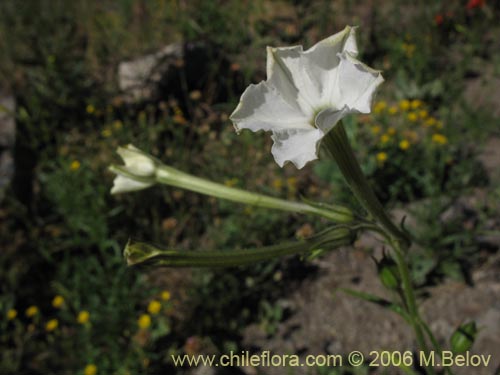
[450, 321, 477, 354]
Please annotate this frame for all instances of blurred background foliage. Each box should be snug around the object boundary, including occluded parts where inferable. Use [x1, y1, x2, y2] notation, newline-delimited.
[0, 0, 499, 374]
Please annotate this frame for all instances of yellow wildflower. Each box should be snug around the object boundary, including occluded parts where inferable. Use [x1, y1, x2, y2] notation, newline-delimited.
[436, 121, 444, 129]
[432, 134, 448, 145]
[77, 310, 90, 324]
[25, 306, 39, 318]
[7, 309, 17, 320]
[374, 101, 387, 114]
[138, 314, 151, 329]
[272, 179, 283, 190]
[84, 364, 98, 375]
[45, 319, 58, 332]
[388, 106, 398, 115]
[286, 177, 297, 189]
[387, 127, 396, 135]
[380, 134, 391, 144]
[418, 110, 428, 119]
[371, 125, 382, 134]
[113, 120, 123, 130]
[161, 291, 171, 301]
[86, 104, 95, 114]
[52, 295, 65, 309]
[402, 43, 416, 57]
[399, 99, 410, 111]
[407, 112, 418, 122]
[147, 300, 161, 315]
[101, 128, 112, 138]
[399, 139, 410, 150]
[376, 152, 388, 164]
[410, 99, 423, 109]
[70, 160, 81, 171]
[223, 178, 238, 187]
[424, 117, 437, 127]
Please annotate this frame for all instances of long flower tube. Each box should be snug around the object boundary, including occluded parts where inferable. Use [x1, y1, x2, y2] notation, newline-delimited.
[109, 145, 354, 223]
[124, 226, 355, 268]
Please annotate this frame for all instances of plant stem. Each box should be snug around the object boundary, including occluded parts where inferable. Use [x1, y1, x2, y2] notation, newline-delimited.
[124, 226, 354, 267]
[323, 123, 439, 375]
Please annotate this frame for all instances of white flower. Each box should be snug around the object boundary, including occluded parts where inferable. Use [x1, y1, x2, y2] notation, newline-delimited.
[110, 145, 156, 194]
[230, 26, 383, 169]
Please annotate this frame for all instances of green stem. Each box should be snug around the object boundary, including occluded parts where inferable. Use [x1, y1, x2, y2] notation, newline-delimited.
[124, 226, 354, 268]
[322, 124, 410, 247]
[155, 164, 353, 222]
[392, 242, 434, 375]
[322, 122, 440, 375]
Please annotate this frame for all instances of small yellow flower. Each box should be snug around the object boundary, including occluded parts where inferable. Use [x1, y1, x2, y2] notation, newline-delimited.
[374, 101, 387, 114]
[223, 178, 238, 187]
[432, 134, 448, 145]
[402, 43, 416, 57]
[77, 310, 90, 324]
[387, 127, 396, 135]
[436, 120, 444, 129]
[407, 112, 418, 122]
[418, 110, 428, 119]
[45, 319, 58, 332]
[113, 120, 123, 130]
[272, 179, 283, 190]
[376, 152, 388, 164]
[84, 364, 98, 375]
[380, 134, 391, 144]
[101, 128, 112, 138]
[52, 295, 65, 309]
[424, 117, 437, 127]
[70, 160, 81, 171]
[86, 104, 95, 114]
[7, 309, 17, 320]
[25, 306, 39, 318]
[399, 139, 410, 150]
[371, 125, 382, 135]
[388, 106, 398, 115]
[138, 314, 151, 329]
[147, 300, 162, 315]
[399, 99, 410, 111]
[286, 177, 297, 189]
[410, 99, 423, 109]
[161, 291, 171, 301]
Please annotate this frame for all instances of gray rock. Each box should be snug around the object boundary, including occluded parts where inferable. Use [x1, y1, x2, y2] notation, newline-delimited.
[118, 43, 183, 102]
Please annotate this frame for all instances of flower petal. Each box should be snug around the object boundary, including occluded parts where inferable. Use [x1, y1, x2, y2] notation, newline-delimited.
[337, 52, 384, 114]
[266, 46, 320, 114]
[271, 128, 323, 169]
[315, 106, 351, 134]
[111, 175, 154, 194]
[118, 145, 156, 177]
[230, 81, 310, 133]
[304, 26, 358, 105]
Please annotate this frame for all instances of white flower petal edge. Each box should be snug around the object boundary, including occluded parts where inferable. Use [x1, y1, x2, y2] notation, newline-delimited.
[230, 26, 383, 169]
[110, 144, 157, 194]
[111, 175, 154, 194]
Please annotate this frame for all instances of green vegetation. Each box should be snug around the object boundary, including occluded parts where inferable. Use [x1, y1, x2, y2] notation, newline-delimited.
[1, 1, 498, 374]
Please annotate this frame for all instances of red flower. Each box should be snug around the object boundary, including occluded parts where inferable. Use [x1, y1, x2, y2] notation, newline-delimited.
[466, 0, 485, 9]
[435, 14, 444, 25]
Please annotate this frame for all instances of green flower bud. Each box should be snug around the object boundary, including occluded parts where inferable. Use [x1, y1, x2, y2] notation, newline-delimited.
[450, 321, 477, 354]
[375, 254, 400, 290]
